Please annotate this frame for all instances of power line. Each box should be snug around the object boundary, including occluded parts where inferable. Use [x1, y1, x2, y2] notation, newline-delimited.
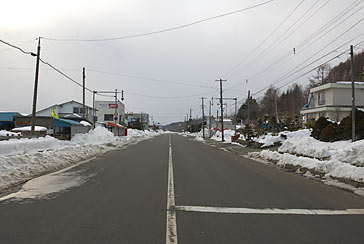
[43, 0, 274, 42]
[247, 0, 320, 66]
[39, 58, 93, 93]
[0, 39, 37, 56]
[0, 39, 36, 54]
[0, 67, 80, 71]
[87, 69, 217, 90]
[222, 0, 305, 78]
[125, 89, 219, 99]
[234, 0, 364, 87]
[233, 40, 364, 106]
[226, 0, 363, 86]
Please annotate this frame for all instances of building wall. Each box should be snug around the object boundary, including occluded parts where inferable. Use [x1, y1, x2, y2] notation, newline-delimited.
[95, 101, 125, 124]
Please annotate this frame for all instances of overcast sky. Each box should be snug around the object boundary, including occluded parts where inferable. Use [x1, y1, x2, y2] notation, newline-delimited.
[1, 0, 364, 125]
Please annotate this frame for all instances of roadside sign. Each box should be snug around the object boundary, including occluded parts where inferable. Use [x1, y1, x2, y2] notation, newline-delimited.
[114, 116, 118, 121]
[114, 112, 118, 117]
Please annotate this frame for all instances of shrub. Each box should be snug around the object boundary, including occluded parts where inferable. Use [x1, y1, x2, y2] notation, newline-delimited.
[311, 117, 331, 139]
[320, 123, 337, 142]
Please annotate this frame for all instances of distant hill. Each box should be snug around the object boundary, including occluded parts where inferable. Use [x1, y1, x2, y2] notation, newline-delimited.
[162, 121, 187, 132]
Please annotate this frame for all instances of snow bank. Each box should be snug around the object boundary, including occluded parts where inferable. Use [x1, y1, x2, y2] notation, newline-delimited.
[0, 128, 162, 191]
[249, 129, 364, 186]
[0, 136, 70, 156]
[210, 129, 236, 143]
[253, 130, 310, 148]
[251, 150, 364, 183]
[185, 129, 238, 143]
[71, 127, 115, 145]
[278, 129, 364, 166]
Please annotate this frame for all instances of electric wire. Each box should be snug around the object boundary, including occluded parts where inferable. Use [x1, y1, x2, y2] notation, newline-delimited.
[246, 0, 320, 66]
[231, 0, 364, 88]
[222, 0, 305, 78]
[249, 16, 364, 87]
[0, 39, 37, 54]
[226, 0, 363, 87]
[87, 69, 217, 90]
[0, 39, 36, 56]
[42, 0, 274, 42]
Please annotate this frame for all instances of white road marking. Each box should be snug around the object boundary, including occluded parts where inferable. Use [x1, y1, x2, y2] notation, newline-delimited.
[174, 205, 364, 215]
[166, 135, 178, 244]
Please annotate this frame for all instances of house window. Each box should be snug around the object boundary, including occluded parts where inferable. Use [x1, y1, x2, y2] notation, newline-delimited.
[73, 107, 79, 113]
[104, 114, 113, 121]
[318, 92, 325, 105]
[73, 107, 84, 114]
[319, 112, 325, 118]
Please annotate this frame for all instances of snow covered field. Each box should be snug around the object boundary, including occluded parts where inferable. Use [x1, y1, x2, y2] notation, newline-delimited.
[0, 127, 162, 192]
[249, 129, 364, 194]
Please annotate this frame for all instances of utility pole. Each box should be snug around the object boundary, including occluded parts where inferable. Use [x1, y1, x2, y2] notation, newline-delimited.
[200, 97, 206, 139]
[31, 37, 41, 136]
[216, 79, 226, 142]
[275, 96, 279, 124]
[83, 67, 86, 120]
[114, 89, 118, 136]
[216, 110, 219, 128]
[209, 99, 212, 138]
[234, 98, 237, 134]
[92, 90, 96, 129]
[350, 45, 356, 142]
[247, 90, 251, 124]
[224, 103, 228, 118]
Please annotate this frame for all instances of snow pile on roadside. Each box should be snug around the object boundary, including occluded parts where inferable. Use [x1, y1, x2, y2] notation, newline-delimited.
[71, 126, 115, 145]
[253, 129, 310, 148]
[0, 136, 70, 156]
[210, 129, 236, 143]
[254, 133, 284, 147]
[252, 150, 364, 183]
[249, 129, 364, 185]
[185, 129, 238, 143]
[279, 131, 364, 163]
[0, 127, 162, 192]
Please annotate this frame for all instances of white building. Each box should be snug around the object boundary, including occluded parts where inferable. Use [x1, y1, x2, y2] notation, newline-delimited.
[301, 82, 364, 123]
[36, 100, 96, 122]
[95, 100, 125, 125]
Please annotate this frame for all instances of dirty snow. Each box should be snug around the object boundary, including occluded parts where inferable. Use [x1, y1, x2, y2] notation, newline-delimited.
[249, 129, 364, 186]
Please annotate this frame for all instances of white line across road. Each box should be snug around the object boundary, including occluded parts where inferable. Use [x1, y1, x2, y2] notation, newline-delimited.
[165, 135, 364, 243]
[166, 135, 178, 244]
[174, 205, 364, 215]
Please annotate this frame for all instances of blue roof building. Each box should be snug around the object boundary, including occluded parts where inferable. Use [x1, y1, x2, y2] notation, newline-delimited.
[0, 112, 21, 130]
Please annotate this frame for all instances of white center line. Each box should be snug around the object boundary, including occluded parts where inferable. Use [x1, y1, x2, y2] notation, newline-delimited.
[174, 205, 364, 215]
[166, 135, 178, 244]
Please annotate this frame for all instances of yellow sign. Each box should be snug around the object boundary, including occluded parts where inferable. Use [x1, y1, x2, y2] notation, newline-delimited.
[51, 107, 59, 119]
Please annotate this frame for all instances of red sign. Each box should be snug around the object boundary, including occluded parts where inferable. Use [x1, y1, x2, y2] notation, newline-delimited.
[109, 104, 118, 109]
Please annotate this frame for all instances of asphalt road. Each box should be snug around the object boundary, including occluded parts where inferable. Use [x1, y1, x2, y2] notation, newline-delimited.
[1, 134, 364, 244]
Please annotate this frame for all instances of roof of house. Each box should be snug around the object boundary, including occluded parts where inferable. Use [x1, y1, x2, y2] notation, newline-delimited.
[0, 112, 22, 121]
[36, 100, 95, 114]
[53, 118, 83, 127]
[310, 81, 364, 92]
